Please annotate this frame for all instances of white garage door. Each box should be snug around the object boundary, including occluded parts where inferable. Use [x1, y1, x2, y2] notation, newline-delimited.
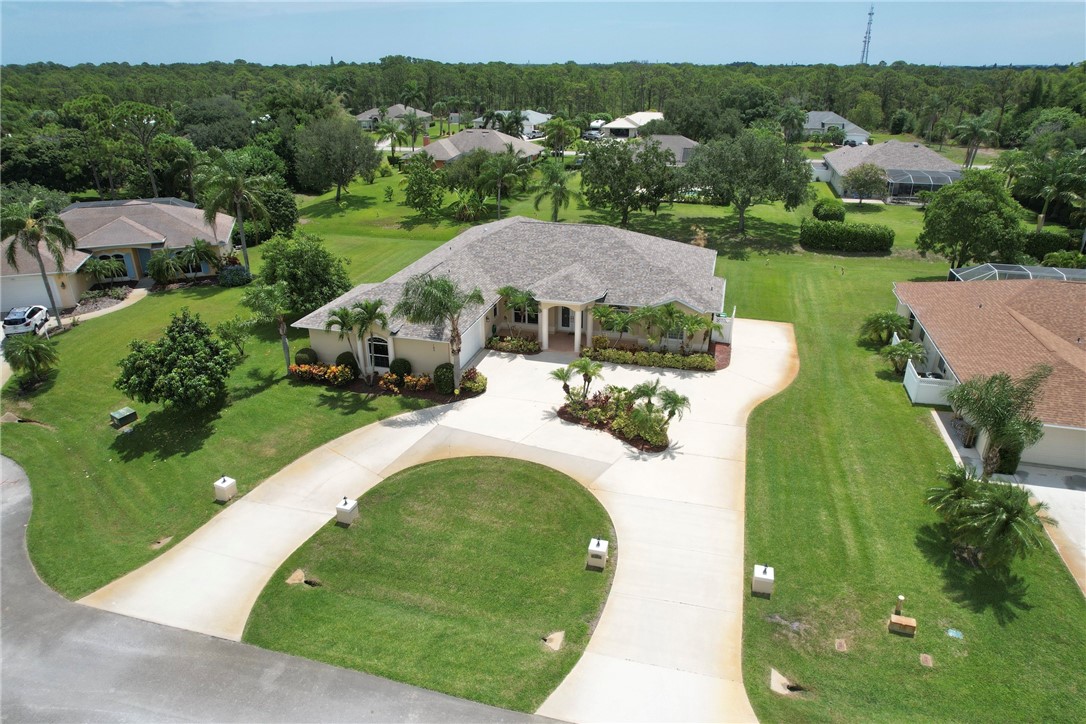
[1, 275, 59, 313]
[459, 315, 485, 366]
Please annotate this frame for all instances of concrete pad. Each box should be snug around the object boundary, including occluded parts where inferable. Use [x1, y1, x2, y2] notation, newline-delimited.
[597, 489, 745, 555]
[435, 394, 553, 442]
[667, 418, 747, 461]
[593, 455, 747, 511]
[178, 500, 330, 568]
[519, 416, 628, 465]
[538, 651, 756, 724]
[378, 425, 519, 478]
[609, 539, 744, 612]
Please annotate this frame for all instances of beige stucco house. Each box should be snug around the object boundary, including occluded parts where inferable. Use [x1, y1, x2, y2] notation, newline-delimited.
[294, 217, 727, 375]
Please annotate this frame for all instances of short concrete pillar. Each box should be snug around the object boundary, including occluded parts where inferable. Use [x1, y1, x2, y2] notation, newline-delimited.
[213, 476, 237, 503]
[752, 564, 775, 596]
[586, 538, 609, 570]
[336, 496, 359, 526]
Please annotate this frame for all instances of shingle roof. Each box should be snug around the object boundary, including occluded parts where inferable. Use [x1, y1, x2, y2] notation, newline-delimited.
[472, 110, 552, 126]
[404, 129, 545, 164]
[0, 243, 90, 277]
[295, 217, 725, 343]
[825, 140, 960, 176]
[804, 110, 869, 136]
[640, 135, 699, 165]
[894, 279, 1086, 429]
[59, 199, 234, 250]
[355, 103, 432, 121]
[603, 111, 664, 129]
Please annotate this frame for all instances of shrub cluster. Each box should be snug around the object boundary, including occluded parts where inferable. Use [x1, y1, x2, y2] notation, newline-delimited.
[217, 264, 253, 288]
[80, 287, 129, 302]
[294, 347, 318, 365]
[434, 362, 455, 394]
[564, 386, 670, 448]
[486, 336, 541, 354]
[799, 218, 894, 253]
[377, 372, 434, 394]
[335, 351, 360, 377]
[389, 357, 412, 384]
[581, 346, 716, 371]
[289, 363, 354, 386]
[1021, 229, 1073, 260]
[812, 198, 846, 222]
[461, 367, 488, 394]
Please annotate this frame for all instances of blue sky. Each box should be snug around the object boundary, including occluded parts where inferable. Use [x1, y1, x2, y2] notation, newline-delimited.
[2, 1, 1083, 67]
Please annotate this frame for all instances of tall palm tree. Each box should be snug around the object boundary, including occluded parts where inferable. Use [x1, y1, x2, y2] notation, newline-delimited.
[324, 305, 364, 377]
[376, 119, 407, 162]
[177, 238, 220, 278]
[196, 149, 273, 271]
[533, 158, 580, 222]
[392, 273, 484, 393]
[400, 80, 424, 109]
[953, 115, 997, 168]
[1, 199, 77, 324]
[777, 105, 807, 143]
[431, 101, 448, 137]
[400, 112, 428, 152]
[482, 146, 527, 219]
[1017, 152, 1083, 231]
[354, 299, 389, 384]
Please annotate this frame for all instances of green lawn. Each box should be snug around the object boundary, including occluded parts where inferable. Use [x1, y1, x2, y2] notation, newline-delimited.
[725, 252, 1086, 721]
[245, 457, 615, 713]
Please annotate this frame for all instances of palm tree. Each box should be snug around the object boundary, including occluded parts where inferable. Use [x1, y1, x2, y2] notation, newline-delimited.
[658, 388, 691, 422]
[451, 189, 486, 222]
[859, 311, 910, 346]
[499, 109, 528, 138]
[497, 285, 536, 334]
[196, 148, 273, 271]
[2, 333, 60, 384]
[482, 146, 527, 220]
[946, 365, 1052, 476]
[392, 273, 484, 393]
[882, 340, 927, 374]
[81, 256, 127, 286]
[400, 80, 424, 109]
[654, 302, 685, 350]
[431, 101, 448, 137]
[241, 280, 294, 375]
[778, 105, 807, 143]
[1017, 152, 1083, 231]
[568, 357, 603, 399]
[953, 115, 997, 169]
[400, 112, 428, 152]
[533, 158, 580, 222]
[925, 464, 984, 531]
[324, 305, 364, 377]
[146, 250, 184, 285]
[550, 366, 574, 401]
[992, 148, 1030, 189]
[1, 199, 77, 324]
[354, 299, 389, 384]
[630, 378, 662, 412]
[957, 482, 1054, 568]
[177, 238, 220, 278]
[376, 119, 407, 162]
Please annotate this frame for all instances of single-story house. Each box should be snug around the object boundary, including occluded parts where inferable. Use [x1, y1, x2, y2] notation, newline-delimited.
[403, 129, 545, 168]
[824, 140, 961, 200]
[804, 111, 871, 145]
[472, 110, 553, 136]
[603, 111, 664, 139]
[638, 135, 699, 166]
[294, 216, 727, 375]
[893, 279, 1086, 470]
[355, 103, 433, 131]
[1, 198, 234, 312]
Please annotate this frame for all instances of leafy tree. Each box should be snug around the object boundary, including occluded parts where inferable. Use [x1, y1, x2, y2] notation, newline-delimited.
[581, 140, 666, 227]
[0, 182, 71, 215]
[146, 250, 184, 285]
[59, 94, 119, 198]
[882, 340, 927, 374]
[859, 311, 909, 346]
[82, 256, 127, 285]
[295, 115, 380, 202]
[683, 130, 813, 234]
[917, 170, 1025, 268]
[196, 148, 274, 271]
[392, 273, 484, 393]
[823, 125, 847, 146]
[400, 112, 428, 151]
[2, 333, 60, 384]
[443, 148, 491, 198]
[843, 163, 887, 204]
[946, 365, 1052, 476]
[115, 307, 236, 410]
[635, 138, 677, 216]
[215, 315, 256, 357]
[533, 158, 580, 222]
[401, 153, 445, 216]
[176, 95, 251, 151]
[1041, 250, 1086, 268]
[257, 230, 351, 313]
[1, 198, 77, 323]
[954, 114, 998, 168]
[241, 280, 294, 375]
[111, 101, 175, 197]
[848, 91, 884, 132]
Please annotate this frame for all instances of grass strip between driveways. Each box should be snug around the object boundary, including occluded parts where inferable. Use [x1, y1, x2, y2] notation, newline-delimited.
[244, 456, 615, 713]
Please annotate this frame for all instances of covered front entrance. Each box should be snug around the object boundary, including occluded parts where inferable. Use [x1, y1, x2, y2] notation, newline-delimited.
[539, 303, 593, 354]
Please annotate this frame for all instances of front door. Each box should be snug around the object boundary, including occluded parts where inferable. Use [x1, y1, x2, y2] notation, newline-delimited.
[558, 307, 573, 331]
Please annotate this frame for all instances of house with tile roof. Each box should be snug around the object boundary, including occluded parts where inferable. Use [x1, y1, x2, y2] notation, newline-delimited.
[602, 112, 664, 139]
[804, 111, 871, 145]
[355, 103, 432, 131]
[893, 279, 1086, 469]
[403, 128, 545, 167]
[824, 140, 961, 200]
[295, 217, 727, 375]
[1, 198, 234, 312]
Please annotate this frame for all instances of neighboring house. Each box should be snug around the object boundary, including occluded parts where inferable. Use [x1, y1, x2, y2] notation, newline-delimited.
[472, 110, 553, 136]
[893, 279, 1086, 470]
[355, 103, 433, 131]
[2, 198, 234, 312]
[602, 111, 664, 139]
[638, 135, 699, 166]
[294, 216, 727, 375]
[804, 111, 871, 145]
[823, 140, 961, 199]
[403, 129, 545, 168]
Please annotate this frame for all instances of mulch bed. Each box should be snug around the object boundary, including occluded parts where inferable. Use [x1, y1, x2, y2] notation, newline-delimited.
[556, 404, 668, 454]
[305, 375, 484, 405]
[710, 341, 732, 371]
[151, 278, 219, 293]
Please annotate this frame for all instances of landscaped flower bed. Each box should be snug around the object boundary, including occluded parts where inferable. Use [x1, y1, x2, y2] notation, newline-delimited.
[486, 335, 541, 354]
[580, 345, 716, 371]
[289, 363, 355, 386]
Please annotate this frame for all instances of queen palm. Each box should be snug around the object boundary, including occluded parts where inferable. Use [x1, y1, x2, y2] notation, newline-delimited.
[393, 273, 484, 393]
[533, 158, 580, 222]
[354, 299, 389, 384]
[377, 119, 407, 162]
[953, 115, 997, 168]
[196, 149, 273, 271]
[400, 112, 428, 152]
[324, 305, 365, 378]
[1, 199, 77, 324]
[178, 238, 220, 278]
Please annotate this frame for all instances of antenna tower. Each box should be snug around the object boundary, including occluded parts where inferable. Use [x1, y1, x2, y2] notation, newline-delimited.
[860, 4, 874, 64]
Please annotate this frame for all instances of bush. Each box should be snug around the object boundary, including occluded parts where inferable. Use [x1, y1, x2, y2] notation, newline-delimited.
[1021, 230, 1073, 260]
[486, 336, 541, 354]
[812, 198, 846, 222]
[582, 346, 715, 372]
[1042, 250, 1086, 268]
[403, 373, 433, 392]
[389, 357, 412, 384]
[461, 367, 487, 394]
[434, 362, 455, 394]
[799, 218, 895, 253]
[218, 264, 253, 288]
[592, 335, 611, 349]
[335, 351, 360, 377]
[294, 347, 318, 365]
[289, 363, 354, 387]
[378, 164, 393, 178]
[377, 372, 401, 394]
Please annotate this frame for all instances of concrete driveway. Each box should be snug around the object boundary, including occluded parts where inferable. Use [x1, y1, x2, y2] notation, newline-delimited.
[80, 318, 799, 722]
[1, 457, 540, 723]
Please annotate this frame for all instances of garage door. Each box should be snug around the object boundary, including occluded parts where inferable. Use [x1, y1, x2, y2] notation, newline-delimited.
[1, 276, 59, 313]
[460, 315, 485, 366]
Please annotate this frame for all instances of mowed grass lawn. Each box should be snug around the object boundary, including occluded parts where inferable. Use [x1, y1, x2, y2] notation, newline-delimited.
[1, 288, 431, 598]
[245, 457, 615, 713]
[725, 252, 1086, 721]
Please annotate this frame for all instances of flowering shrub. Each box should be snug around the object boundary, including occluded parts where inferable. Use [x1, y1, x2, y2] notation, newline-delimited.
[289, 363, 354, 386]
[486, 336, 541, 354]
[461, 367, 487, 394]
[403, 373, 433, 391]
[377, 372, 402, 394]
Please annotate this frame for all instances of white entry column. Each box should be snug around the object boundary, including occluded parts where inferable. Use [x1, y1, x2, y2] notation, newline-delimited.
[539, 304, 550, 350]
[573, 308, 583, 355]
[586, 308, 594, 347]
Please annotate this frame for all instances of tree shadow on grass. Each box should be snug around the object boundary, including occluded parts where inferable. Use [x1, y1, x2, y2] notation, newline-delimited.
[229, 367, 282, 403]
[301, 193, 376, 219]
[400, 209, 458, 232]
[314, 389, 382, 415]
[915, 523, 1032, 626]
[110, 404, 220, 462]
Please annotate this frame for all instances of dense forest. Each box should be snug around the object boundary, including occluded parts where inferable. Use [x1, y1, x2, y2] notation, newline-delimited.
[2, 57, 1084, 225]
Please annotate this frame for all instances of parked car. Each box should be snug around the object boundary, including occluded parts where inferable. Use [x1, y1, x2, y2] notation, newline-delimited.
[3, 305, 49, 335]
[526, 130, 544, 140]
[581, 130, 601, 140]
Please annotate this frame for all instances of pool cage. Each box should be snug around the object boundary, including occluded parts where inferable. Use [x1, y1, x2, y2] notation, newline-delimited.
[948, 263, 1086, 283]
[886, 168, 961, 199]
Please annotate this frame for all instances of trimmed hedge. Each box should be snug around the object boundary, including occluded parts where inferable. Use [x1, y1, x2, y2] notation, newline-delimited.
[800, 218, 894, 253]
[812, 198, 846, 222]
[1022, 230, 1073, 260]
[434, 362, 454, 394]
[486, 336, 541, 354]
[294, 347, 318, 365]
[582, 346, 716, 371]
[389, 357, 412, 384]
[218, 264, 252, 288]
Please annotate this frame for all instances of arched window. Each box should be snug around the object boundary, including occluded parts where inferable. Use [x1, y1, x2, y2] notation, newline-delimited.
[368, 337, 390, 370]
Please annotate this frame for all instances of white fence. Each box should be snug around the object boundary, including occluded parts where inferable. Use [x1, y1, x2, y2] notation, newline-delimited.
[903, 359, 955, 406]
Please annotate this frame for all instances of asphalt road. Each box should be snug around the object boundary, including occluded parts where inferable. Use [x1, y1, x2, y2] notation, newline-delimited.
[1, 456, 547, 723]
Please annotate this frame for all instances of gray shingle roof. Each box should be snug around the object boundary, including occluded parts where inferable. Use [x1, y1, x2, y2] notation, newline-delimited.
[824, 140, 960, 176]
[59, 199, 234, 250]
[404, 129, 545, 164]
[804, 111, 869, 136]
[640, 135, 699, 165]
[294, 217, 724, 342]
[355, 103, 432, 122]
[0, 243, 90, 277]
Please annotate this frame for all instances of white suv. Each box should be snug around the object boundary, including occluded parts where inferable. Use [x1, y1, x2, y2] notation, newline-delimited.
[3, 306, 49, 335]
